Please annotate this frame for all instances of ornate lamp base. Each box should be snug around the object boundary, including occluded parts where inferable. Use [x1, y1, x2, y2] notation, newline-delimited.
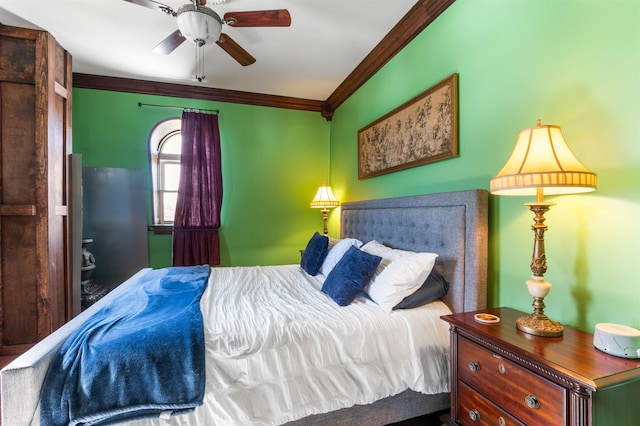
[517, 311, 563, 337]
[320, 208, 329, 235]
[517, 278, 564, 337]
[516, 200, 563, 337]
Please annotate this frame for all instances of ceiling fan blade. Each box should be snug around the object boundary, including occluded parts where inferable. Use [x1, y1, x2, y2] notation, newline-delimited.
[152, 30, 186, 55]
[123, 0, 176, 16]
[216, 33, 256, 66]
[223, 9, 291, 27]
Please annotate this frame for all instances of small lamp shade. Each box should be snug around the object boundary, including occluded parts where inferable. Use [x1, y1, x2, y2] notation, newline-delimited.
[490, 120, 596, 197]
[310, 182, 339, 235]
[310, 183, 340, 209]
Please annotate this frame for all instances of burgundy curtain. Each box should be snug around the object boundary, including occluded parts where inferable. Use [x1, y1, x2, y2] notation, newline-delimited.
[172, 111, 223, 266]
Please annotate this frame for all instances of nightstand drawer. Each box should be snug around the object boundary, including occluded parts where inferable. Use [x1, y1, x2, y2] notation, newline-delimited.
[458, 336, 566, 425]
[458, 381, 524, 426]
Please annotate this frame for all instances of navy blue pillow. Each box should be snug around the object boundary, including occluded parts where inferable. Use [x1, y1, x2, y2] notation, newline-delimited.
[393, 270, 450, 309]
[322, 246, 382, 306]
[300, 232, 329, 276]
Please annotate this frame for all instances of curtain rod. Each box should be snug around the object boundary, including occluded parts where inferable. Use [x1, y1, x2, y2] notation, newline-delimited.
[137, 102, 219, 114]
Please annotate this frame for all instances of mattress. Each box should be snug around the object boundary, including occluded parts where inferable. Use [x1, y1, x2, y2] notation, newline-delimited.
[128, 264, 452, 426]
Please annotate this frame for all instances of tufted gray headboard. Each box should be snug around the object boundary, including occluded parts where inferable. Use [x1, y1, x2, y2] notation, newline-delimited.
[340, 189, 488, 314]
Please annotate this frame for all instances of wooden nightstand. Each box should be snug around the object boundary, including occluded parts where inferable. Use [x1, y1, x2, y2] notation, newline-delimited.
[441, 307, 640, 425]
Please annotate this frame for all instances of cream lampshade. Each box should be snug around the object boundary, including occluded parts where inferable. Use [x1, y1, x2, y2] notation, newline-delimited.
[310, 182, 340, 235]
[490, 120, 596, 337]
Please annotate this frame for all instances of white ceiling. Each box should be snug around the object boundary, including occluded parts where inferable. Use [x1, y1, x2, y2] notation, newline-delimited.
[0, 0, 417, 100]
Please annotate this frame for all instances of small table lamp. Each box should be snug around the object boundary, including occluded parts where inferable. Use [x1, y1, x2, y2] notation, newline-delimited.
[490, 120, 597, 337]
[310, 182, 340, 235]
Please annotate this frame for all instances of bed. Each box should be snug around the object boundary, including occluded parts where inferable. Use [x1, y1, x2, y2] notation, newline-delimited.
[1, 189, 488, 426]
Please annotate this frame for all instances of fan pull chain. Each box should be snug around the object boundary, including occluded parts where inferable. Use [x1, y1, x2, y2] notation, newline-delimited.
[195, 41, 206, 82]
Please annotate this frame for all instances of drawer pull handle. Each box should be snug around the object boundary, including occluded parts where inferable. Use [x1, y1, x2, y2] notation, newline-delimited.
[498, 363, 506, 374]
[499, 416, 506, 426]
[525, 394, 541, 409]
[469, 409, 481, 421]
[468, 361, 480, 372]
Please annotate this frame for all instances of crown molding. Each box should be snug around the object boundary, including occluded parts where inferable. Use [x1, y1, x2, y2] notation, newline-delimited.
[72, 73, 325, 113]
[325, 0, 455, 113]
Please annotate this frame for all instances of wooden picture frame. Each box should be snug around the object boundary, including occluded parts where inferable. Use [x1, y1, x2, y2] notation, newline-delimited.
[357, 73, 458, 179]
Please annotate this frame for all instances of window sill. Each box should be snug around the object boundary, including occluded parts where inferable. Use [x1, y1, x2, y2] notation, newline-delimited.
[148, 224, 173, 235]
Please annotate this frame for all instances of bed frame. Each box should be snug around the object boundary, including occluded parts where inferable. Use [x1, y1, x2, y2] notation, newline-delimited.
[1, 189, 488, 426]
[285, 188, 488, 425]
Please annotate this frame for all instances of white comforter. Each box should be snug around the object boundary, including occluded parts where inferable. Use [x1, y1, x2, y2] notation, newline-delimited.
[130, 264, 451, 426]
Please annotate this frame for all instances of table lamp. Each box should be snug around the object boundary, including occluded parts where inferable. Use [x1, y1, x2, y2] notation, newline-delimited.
[490, 120, 597, 337]
[310, 182, 339, 235]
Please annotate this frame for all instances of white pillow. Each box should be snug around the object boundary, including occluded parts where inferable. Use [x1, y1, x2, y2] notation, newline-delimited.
[361, 240, 438, 312]
[320, 238, 363, 276]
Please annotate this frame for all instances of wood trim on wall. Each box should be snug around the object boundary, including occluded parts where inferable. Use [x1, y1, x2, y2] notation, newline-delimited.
[72, 73, 325, 113]
[325, 0, 455, 114]
[72, 0, 455, 121]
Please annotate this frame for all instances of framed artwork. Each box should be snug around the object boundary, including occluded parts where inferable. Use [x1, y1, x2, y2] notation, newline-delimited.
[357, 73, 458, 179]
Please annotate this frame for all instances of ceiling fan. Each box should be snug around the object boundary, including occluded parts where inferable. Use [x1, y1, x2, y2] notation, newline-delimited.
[125, 0, 291, 79]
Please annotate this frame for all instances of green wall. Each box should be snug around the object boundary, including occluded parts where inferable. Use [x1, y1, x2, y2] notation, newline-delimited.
[72, 90, 330, 268]
[329, 0, 640, 332]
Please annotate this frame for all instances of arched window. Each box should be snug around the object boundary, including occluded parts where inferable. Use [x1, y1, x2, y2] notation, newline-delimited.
[150, 118, 181, 225]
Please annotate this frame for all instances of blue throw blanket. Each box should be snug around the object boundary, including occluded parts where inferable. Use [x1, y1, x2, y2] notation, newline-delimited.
[40, 265, 211, 426]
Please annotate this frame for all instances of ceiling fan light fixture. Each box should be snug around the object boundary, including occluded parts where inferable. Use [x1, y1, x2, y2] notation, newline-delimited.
[176, 4, 223, 46]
